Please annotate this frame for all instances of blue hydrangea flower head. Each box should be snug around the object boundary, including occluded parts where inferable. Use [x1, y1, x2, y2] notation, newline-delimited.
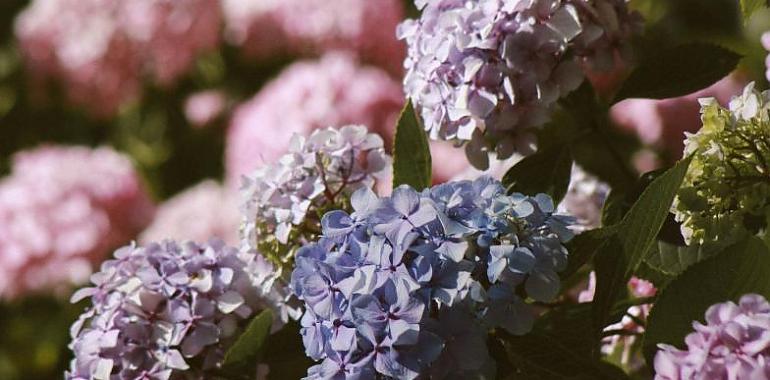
[291, 177, 576, 379]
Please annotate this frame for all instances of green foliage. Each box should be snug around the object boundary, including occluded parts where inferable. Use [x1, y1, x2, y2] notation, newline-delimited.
[392, 100, 432, 190]
[643, 240, 727, 279]
[642, 237, 770, 363]
[0, 297, 81, 380]
[614, 44, 741, 102]
[262, 321, 314, 380]
[501, 144, 572, 203]
[592, 157, 691, 337]
[562, 226, 618, 281]
[498, 303, 629, 380]
[221, 309, 274, 373]
[740, 0, 768, 19]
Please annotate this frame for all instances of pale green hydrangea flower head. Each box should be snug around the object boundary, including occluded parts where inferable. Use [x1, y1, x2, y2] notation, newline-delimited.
[673, 83, 770, 245]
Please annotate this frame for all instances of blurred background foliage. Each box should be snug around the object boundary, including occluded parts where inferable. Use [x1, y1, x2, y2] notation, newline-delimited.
[0, 0, 767, 379]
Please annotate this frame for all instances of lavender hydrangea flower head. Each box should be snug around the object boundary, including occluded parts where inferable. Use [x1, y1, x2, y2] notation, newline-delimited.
[66, 239, 289, 380]
[240, 125, 392, 271]
[673, 83, 770, 245]
[398, 0, 641, 169]
[654, 294, 770, 380]
[292, 177, 575, 378]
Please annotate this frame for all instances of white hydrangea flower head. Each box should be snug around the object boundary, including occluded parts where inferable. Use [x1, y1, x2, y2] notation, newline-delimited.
[674, 82, 770, 245]
[240, 125, 391, 270]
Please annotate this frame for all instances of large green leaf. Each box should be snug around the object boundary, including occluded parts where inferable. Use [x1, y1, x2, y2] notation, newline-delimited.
[222, 309, 273, 371]
[501, 144, 572, 203]
[614, 44, 741, 103]
[592, 158, 691, 335]
[392, 101, 432, 190]
[263, 321, 314, 380]
[644, 240, 728, 277]
[562, 226, 618, 281]
[499, 304, 628, 380]
[642, 237, 770, 364]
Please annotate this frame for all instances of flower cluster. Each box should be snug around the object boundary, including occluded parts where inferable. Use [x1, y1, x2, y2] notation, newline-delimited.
[558, 164, 610, 231]
[291, 177, 574, 379]
[673, 83, 770, 245]
[15, 0, 221, 117]
[66, 239, 288, 380]
[398, 0, 641, 169]
[225, 53, 403, 185]
[570, 0, 643, 72]
[579, 273, 656, 369]
[0, 145, 154, 299]
[240, 125, 392, 271]
[221, 0, 405, 74]
[654, 294, 770, 379]
[141, 181, 240, 246]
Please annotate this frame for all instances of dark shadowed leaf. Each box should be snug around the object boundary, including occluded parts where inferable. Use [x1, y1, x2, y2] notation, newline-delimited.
[614, 44, 740, 103]
[643, 237, 770, 364]
[502, 145, 572, 204]
[592, 158, 691, 336]
[499, 304, 629, 380]
[222, 309, 273, 371]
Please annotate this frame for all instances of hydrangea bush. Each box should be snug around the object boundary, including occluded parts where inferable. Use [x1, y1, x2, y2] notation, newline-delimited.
[3, 0, 769, 379]
[15, 0, 221, 117]
[0, 145, 155, 299]
[291, 177, 574, 378]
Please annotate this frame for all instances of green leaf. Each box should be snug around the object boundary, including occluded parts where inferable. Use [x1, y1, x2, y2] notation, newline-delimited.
[644, 240, 727, 277]
[740, 0, 767, 19]
[562, 226, 618, 281]
[642, 237, 770, 364]
[392, 101, 432, 190]
[222, 309, 273, 370]
[593, 157, 692, 335]
[263, 321, 314, 380]
[614, 44, 741, 103]
[501, 145, 572, 203]
[499, 304, 629, 380]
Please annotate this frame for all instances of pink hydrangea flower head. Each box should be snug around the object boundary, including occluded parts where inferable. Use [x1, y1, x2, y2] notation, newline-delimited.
[221, 0, 405, 74]
[15, 0, 221, 118]
[225, 53, 404, 186]
[0, 145, 155, 299]
[140, 180, 239, 246]
[655, 294, 770, 380]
